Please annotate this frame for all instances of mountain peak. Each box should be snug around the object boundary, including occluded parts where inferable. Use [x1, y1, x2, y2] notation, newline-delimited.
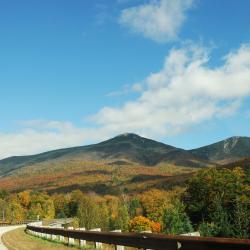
[89, 132, 192, 166]
[110, 133, 149, 143]
[116, 133, 139, 138]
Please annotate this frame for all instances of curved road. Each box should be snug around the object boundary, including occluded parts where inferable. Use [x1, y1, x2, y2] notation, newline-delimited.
[0, 225, 25, 250]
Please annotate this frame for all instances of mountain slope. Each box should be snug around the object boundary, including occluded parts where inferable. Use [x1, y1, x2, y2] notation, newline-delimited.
[189, 136, 250, 163]
[0, 133, 207, 176]
[222, 157, 250, 171]
[82, 133, 205, 167]
[0, 134, 249, 194]
[1, 134, 250, 177]
[0, 146, 86, 175]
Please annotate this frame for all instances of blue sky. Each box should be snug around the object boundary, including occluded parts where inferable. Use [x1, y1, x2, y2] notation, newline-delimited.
[0, 0, 250, 158]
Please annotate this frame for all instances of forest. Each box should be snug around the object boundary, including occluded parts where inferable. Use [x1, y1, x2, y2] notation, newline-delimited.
[0, 166, 249, 239]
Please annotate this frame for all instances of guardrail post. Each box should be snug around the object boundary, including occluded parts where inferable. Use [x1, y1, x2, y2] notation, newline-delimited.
[180, 231, 200, 237]
[111, 230, 124, 250]
[79, 228, 87, 248]
[58, 226, 65, 243]
[52, 234, 57, 241]
[142, 230, 152, 250]
[59, 235, 65, 243]
[90, 228, 102, 249]
[46, 233, 51, 240]
[41, 232, 46, 239]
[68, 227, 75, 246]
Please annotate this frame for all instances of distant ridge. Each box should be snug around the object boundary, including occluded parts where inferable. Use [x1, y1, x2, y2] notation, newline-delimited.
[0, 134, 250, 176]
[189, 136, 250, 164]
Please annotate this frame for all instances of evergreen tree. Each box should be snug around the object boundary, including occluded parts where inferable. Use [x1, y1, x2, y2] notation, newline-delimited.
[162, 200, 193, 235]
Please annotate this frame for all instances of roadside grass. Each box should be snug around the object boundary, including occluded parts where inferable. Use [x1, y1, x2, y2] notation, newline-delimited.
[2, 227, 92, 250]
[3, 227, 137, 250]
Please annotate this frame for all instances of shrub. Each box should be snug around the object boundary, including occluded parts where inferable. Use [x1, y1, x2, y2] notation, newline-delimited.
[150, 221, 161, 233]
[198, 222, 219, 237]
[129, 216, 161, 233]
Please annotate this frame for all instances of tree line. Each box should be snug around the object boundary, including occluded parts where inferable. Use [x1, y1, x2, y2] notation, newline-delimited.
[0, 166, 249, 238]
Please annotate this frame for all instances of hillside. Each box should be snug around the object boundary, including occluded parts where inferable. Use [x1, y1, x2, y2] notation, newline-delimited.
[0, 133, 205, 193]
[189, 136, 250, 164]
[222, 157, 250, 171]
[0, 134, 250, 194]
[0, 133, 208, 176]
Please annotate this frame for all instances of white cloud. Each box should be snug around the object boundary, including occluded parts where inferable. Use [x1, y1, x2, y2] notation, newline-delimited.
[1, 44, 250, 159]
[107, 83, 143, 97]
[0, 121, 112, 159]
[119, 0, 195, 42]
[91, 44, 250, 137]
[106, 84, 131, 97]
[131, 83, 143, 92]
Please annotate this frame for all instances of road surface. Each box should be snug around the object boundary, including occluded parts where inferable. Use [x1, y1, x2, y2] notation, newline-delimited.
[0, 225, 25, 250]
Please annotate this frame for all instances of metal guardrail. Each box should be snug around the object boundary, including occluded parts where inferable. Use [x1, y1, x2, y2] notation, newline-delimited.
[26, 225, 250, 250]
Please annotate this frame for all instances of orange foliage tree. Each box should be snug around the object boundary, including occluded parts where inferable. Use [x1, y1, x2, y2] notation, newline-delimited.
[129, 216, 161, 233]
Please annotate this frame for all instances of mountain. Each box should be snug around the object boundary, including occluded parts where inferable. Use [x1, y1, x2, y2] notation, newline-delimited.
[0, 133, 207, 176]
[1, 134, 250, 178]
[189, 136, 250, 164]
[0, 134, 249, 194]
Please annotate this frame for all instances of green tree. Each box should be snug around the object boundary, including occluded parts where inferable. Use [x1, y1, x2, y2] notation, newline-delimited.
[184, 167, 248, 223]
[0, 199, 8, 221]
[232, 199, 250, 238]
[209, 196, 233, 237]
[53, 194, 70, 218]
[185, 167, 250, 238]
[96, 202, 109, 230]
[110, 204, 130, 231]
[69, 190, 84, 217]
[198, 222, 219, 237]
[77, 196, 100, 229]
[28, 192, 55, 219]
[162, 200, 193, 235]
[128, 199, 142, 218]
[0, 190, 9, 200]
[6, 196, 26, 222]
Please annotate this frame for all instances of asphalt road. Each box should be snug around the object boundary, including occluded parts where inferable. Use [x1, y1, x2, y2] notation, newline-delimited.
[0, 225, 25, 250]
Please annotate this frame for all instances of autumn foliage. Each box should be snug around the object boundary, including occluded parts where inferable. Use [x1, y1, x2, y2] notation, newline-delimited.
[0, 166, 248, 238]
[129, 216, 161, 233]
